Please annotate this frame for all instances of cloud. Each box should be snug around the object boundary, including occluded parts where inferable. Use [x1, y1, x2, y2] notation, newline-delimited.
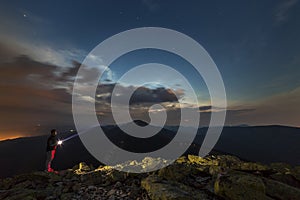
[0, 43, 80, 137]
[0, 34, 86, 67]
[275, 0, 298, 23]
[247, 86, 300, 127]
[198, 105, 212, 111]
[130, 86, 182, 104]
[67, 68, 299, 128]
[219, 87, 300, 127]
[93, 84, 186, 125]
[0, 42, 188, 137]
[1, 35, 300, 140]
[0, 56, 58, 87]
[95, 83, 184, 105]
[0, 41, 20, 62]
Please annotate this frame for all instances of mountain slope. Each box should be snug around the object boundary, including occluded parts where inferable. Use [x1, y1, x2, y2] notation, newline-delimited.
[0, 125, 300, 178]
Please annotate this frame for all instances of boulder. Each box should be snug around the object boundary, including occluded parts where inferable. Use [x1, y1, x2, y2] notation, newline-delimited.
[61, 193, 74, 200]
[141, 157, 168, 171]
[158, 161, 204, 182]
[142, 175, 216, 200]
[216, 155, 241, 168]
[237, 162, 270, 172]
[263, 177, 300, 200]
[209, 165, 225, 176]
[187, 155, 219, 166]
[74, 162, 92, 174]
[188, 155, 269, 173]
[3, 189, 36, 200]
[270, 163, 292, 174]
[79, 162, 91, 172]
[0, 177, 15, 190]
[79, 170, 103, 185]
[114, 157, 169, 173]
[214, 171, 271, 200]
[96, 166, 128, 185]
[269, 173, 300, 188]
[292, 166, 300, 182]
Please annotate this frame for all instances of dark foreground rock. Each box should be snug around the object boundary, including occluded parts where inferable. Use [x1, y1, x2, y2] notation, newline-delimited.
[1, 154, 300, 200]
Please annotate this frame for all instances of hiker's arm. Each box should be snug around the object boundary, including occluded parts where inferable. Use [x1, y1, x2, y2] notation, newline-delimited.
[49, 138, 58, 146]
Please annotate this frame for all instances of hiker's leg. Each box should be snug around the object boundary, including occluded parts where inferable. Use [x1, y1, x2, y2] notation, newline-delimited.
[48, 150, 56, 171]
[51, 149, 56, 160]
[45, 151, 51, 171]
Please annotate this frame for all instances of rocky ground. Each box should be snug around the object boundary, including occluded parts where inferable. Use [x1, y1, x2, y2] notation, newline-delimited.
[1, 154, 300, 200]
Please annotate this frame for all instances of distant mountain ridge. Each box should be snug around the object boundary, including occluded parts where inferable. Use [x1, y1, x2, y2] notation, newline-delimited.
[0, 124, 300, 178]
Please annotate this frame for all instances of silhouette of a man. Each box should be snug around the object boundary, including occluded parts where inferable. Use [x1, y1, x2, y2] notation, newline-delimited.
[45, 129, 58, 172]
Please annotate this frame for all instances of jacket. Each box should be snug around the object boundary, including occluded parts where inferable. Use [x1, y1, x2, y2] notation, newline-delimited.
[46, 135, 58, 152]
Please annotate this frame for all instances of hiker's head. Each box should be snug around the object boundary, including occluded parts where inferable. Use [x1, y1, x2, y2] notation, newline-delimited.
[51, 129, 57, 136]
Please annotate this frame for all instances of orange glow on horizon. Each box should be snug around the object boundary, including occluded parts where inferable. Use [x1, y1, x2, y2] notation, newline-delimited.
[0, 133, 26, 141]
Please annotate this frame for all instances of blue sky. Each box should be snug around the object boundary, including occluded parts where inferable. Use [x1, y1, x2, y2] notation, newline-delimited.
[1, 0, 299, 101]
[0, 0, 300, 139]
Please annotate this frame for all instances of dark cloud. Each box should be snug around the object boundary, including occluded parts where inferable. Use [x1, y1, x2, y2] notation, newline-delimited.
[199, 105, 212, 111]
[0, 55, 58, 85]
[95, 83, 183, 105]
[57, 60, 80, 82]
[225, 108, 255, 115]
[130, 87, 181, 104]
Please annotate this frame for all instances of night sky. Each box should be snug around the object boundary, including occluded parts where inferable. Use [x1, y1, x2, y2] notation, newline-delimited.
[0, 0, 299, 140]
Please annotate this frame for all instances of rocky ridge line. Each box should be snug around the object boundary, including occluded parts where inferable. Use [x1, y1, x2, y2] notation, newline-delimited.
[1, 154, 300, 200]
